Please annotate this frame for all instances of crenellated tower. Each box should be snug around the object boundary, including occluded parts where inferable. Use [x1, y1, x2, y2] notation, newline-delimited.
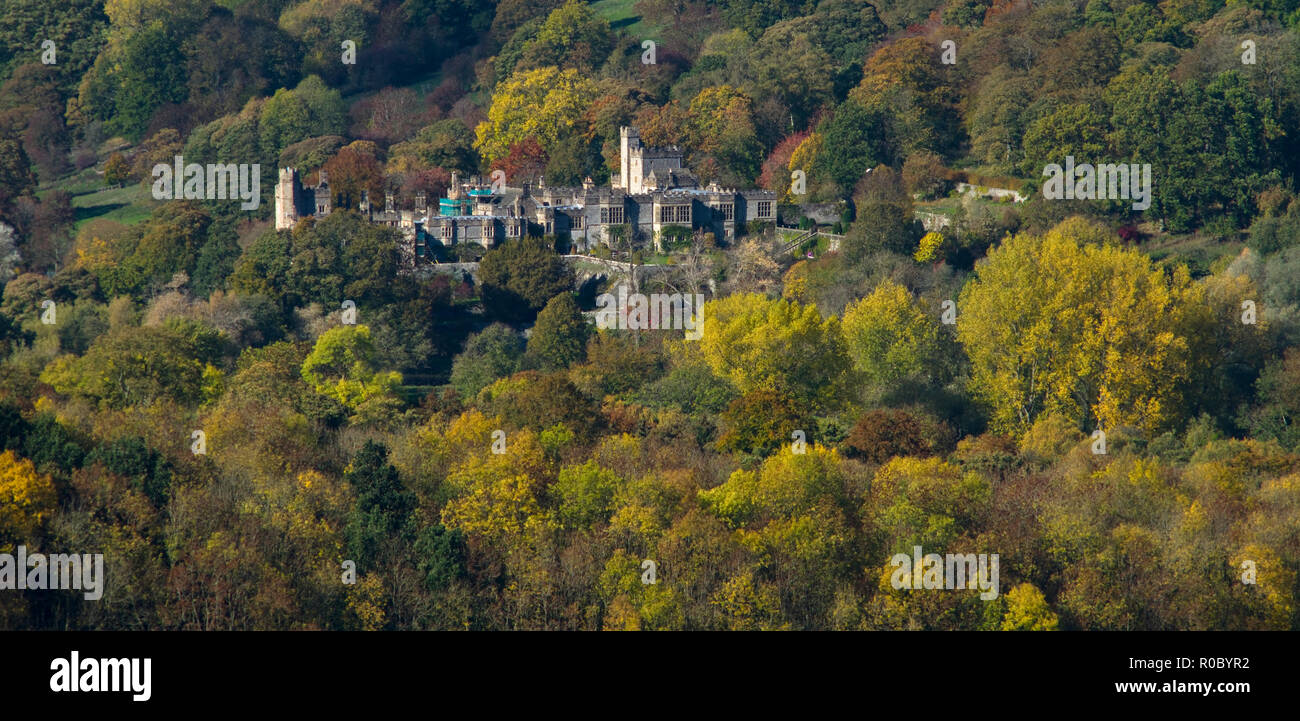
[275, 168, 300, 230]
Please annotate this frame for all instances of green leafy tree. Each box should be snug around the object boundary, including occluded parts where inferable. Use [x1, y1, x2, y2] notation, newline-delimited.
[841, 280, 952, 390]
[388, 119, 479, 174]
[414, 523, 467, 592]
[552, 460, 621, 529]
[1242, 349, 1300, 450]
[478, 237, 572, 324]
[1020, 101, 1109, 178]
[229, 229, 292, 307]
[109, 21, 188, 138]
[40, 325, 222, 408]
[345, 441, 416, 572]
[525, 292, 589, 371]
[965, 69, 1033, 173]
[259, 75, 346, 159]
[85, 436, 173, 507]
[0, 0, 107, 95]
[450, 323, 526, 399]
[815, 99, 886, 190]
[0, 128, 36, 216]
[516, 0, 614, 75]
[182, 12, 301, 120]
[300, 325, 402, 411]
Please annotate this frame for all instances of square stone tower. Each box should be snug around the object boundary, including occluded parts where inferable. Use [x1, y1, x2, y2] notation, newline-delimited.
[619, 126, 640, 192]
[275, 168, 301, 230]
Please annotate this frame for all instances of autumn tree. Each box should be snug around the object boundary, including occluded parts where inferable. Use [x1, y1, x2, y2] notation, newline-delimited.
[700, 445, 856, 627]
[841, 279, 954, 394]
[321, 141, 385, 212]
[0, 450, 57, 550]
[491, 136, 548, 185]
[698, 293, 851, 411]
[474, 66, 599, 162]
[957, 217, 1202, 435]
[716, 389, 810, 456]
[300, 325, 403, 420]
[843, 409, 938, 464]
[477, 371, 597, 439]
[850, 37, 958, 161]
[1000, 584, 1060, 631]
[348, 87, 430, 144]
[902, 150, 948, 200]
[759, 131, 809, 200]
[104, 152, 131, 186]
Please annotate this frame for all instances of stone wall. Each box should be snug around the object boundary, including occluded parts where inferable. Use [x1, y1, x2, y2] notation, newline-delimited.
[955, 182, 1026, 203]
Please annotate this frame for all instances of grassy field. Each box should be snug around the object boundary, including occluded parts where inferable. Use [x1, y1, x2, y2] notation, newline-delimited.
[1143, 231, 1246, 278]
[39, 167, 159, 232]
[592, 0, 665, 41]
[913, 192, 1012, 218]
[343, 69, 442, 104]
[69, 183, 157, 230]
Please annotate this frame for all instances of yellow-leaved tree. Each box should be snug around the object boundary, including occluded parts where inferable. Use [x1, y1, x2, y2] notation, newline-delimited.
[914, 231, 944, 263]
[0, 451, 58, 551]
[957, 217, 1200, 436]
[700, 445, 854, 628]
[786, 131, 824, 202]
[474, 66, 599, 162]
[841, 279, 953, 392]
[1001, 583, 1060, 630]
[697, 293, 851, 411]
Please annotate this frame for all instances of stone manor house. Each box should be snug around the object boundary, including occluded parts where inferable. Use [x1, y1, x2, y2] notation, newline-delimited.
[275, 126, 778, 263]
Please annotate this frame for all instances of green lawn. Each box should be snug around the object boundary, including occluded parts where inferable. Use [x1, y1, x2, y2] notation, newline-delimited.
[914, 192, 1011, 219]
[39, 167, 160, 232]
[592, 0, 665, 41]
[38, 167, 103, 197]
[774, 226, 831, 259]
[69, 183, 157, 231]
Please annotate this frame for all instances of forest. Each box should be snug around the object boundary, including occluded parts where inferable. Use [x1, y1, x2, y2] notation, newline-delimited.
[0, 0, 1298, 630]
